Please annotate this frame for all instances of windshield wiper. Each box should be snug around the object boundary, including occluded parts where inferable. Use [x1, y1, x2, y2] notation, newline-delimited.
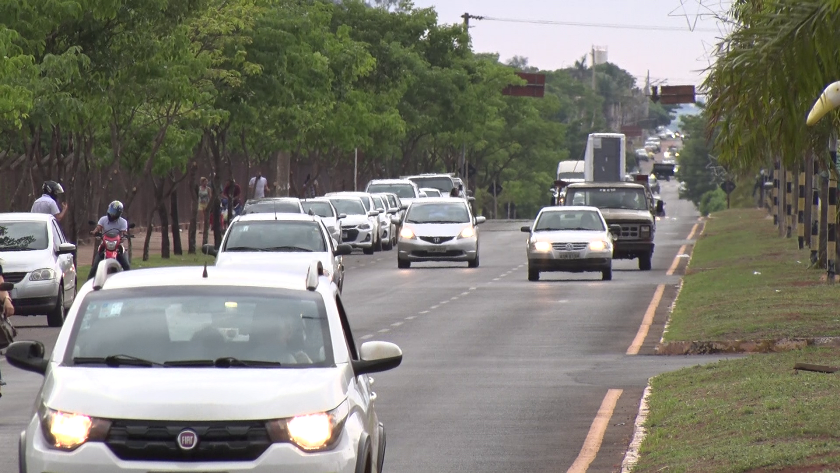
[264, 246, 314, 252]
[73, 354, 168, 367]
[223, 246, 269, 252]
[164, 357, 283, 368]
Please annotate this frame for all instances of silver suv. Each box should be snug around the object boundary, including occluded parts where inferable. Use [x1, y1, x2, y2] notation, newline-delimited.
[7, 261, 402, 473]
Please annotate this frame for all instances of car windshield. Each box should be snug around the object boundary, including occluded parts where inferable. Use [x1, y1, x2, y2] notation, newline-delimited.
[65, 287, 333, 368]
[329, 199, 365, 216]
[0, 221, 49, 251]
[557, 172, 584, 180]
[408, 176, 454, 193]
[302, 201, 334, 218]
[371, 196, 386, 211]
[566, 188, 649, 211]
[243, 201, 301, 215]
[405, 203, 470, 224]
[534, 210, 605, 231]
[223, 221, 326, 252]
[367, 183, 416, 199]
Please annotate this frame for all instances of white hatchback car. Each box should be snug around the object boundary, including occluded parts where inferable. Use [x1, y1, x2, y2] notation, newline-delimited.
[0, 212, 77, 327]
[521, 206, 620, 281]
[7, 261, 402, 473]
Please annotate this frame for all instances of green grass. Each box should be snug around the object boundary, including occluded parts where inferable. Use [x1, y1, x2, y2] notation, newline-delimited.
[76, 253, 207, 279]
[663, 208, 838, 342]
[632, 347, 840, 472]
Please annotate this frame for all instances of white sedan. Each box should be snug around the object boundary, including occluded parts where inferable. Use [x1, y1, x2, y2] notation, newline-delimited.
[521, 206, 620, 281]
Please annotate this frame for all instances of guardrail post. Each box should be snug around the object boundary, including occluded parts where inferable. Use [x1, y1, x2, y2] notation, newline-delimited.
[773, 159, 780, 226]
[805, 154, 814, 249]
[828, 174, 837, 282]
[798, 164, 806, 249]
[785, 166, 793, 238]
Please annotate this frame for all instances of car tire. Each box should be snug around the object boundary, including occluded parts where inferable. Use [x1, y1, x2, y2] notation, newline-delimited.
[468, 253, 479, 268]
[397, 258, 410, 269]
[638, 253, 652, 271]
[602, 267, 612, 281]
[47, 283, 66, 327]
[528, 268, 539, 281]
[364, 246, 375, 255]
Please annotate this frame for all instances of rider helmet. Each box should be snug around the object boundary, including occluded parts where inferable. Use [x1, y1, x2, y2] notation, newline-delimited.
[42, 181, 64, 203]
[107, 201, 124, 221]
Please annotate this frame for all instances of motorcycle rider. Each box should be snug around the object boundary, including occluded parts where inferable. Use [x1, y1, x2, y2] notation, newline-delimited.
[87, 201, 130, 280]
[31, 180, 69, 222]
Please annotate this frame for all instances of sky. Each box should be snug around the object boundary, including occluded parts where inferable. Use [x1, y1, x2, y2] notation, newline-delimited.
[408, 0, 732, 92]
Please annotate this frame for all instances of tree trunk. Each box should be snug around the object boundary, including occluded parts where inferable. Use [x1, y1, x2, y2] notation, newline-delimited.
[143, 206, 155, 261]
[170, 188, 182, 255]
[188, 161, 198, 254]
[159, 199, 171, 259]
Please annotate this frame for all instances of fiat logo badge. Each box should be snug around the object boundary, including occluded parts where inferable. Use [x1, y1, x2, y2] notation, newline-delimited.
[565, 243, 573, 251]
[177, 429, 198, 451]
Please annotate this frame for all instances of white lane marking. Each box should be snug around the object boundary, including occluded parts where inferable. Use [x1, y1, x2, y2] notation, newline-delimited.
[391, 322, 403, 327]
[461, 291, 470, 296]
[440, 300, 449, 305]
[405, 316, 416, 320]
[493, 278, 500, 281]
[450, 296, 459, 301]
[419, 310, 430, 314]
[469, 287, 477, 290]
[430, 305, 440, 309]
[377, 329, 390, 333]
[360, 334, 373, 340]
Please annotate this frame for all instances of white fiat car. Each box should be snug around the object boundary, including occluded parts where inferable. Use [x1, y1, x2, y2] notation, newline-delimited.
[7, 262, 402, 473]
[521, 206, 620, 281]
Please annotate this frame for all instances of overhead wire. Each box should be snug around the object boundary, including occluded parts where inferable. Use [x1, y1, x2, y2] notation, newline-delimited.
[472, 16, 720, 33]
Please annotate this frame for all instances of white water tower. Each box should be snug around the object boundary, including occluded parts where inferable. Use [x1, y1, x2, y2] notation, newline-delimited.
[593, 46, 608, 65]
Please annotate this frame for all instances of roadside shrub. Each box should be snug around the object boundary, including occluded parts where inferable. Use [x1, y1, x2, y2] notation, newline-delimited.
[699, 188, 727, 216]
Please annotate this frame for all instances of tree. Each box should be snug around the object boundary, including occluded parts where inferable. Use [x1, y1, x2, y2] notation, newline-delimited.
[676, 110, 719, 206]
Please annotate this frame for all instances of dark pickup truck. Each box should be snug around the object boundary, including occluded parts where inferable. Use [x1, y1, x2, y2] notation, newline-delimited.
[653, 162, 676, 181]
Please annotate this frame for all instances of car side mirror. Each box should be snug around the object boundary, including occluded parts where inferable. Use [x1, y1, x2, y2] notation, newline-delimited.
[390, 216, 401, 225]
[352, 341, 403, 375]
[468, 196, 476, 202]
[520, 226, 531, 233]
[128, 223, 136, 229]
[475, 216, 486, 225]
[335, 243, 353, 256]
[0, 281, 13, 291]
[5, 340, 48, 375]
[609, 224, 622, 236]
[367, 210, 379, 217]
[57, 242, 77, 255]
[337, 213, 347, 219]
[400, 203, 409, 210]
[201, 244, 218, 256]
[388, 208, 398, 214]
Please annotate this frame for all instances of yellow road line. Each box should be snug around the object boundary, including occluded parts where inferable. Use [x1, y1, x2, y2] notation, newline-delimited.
[626, 284, 665, 355]
[567, 389, 624, 473]
[686, 223, 700, 241]
[666, 244, 687, 276]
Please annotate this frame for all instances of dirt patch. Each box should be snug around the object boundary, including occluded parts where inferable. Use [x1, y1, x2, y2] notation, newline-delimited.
[746, 464, 834, 473]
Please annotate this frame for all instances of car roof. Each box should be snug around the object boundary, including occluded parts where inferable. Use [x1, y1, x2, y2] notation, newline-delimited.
[367, 179, 416, 185]
[91, 265, 328, 293]
[540, 206, 603, 213]
[0, 212, 54, 222]
[231, 213, 321, 223]
[245, 197, 301, 203]
[409, 197, 467, 204]
[566, 182, 647, 189]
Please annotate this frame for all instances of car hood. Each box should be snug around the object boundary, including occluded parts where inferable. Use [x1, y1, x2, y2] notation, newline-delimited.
[319, 216, 338, 227]
[403, 222, 470, 237]
[0, 248, 54, 271]
[43, 366, 349, 421]
[599, 208, 654, 222]
[530, 230, 607, 242]
[216, 252, 333, 271]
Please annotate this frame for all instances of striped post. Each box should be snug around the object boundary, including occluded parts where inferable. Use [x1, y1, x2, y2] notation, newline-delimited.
[828, 174, 837, 282]
[798, 167, 806, 249]
[773, 160, 780, 225]
[812, 159, 821, 264]
[785, 168, 793, 238]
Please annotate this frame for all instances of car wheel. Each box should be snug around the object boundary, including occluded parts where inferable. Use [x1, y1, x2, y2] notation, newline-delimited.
[47, 283, 66, 327]
[364, 246, 375, 255]
[397, 258, 410, 269]
[638, 253, 652, 271]
[602, 267, 612, 281]
[528, 267, 539, 281]
[468, 253, 479, 268]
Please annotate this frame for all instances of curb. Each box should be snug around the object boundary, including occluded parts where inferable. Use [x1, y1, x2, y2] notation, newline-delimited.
[655, 337, 840, 355]
[620, 382, 651, 473]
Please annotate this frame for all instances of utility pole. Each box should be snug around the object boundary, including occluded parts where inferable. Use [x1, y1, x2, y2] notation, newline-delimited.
[354, 148, 358, 191]
[591, 46, 596, 90]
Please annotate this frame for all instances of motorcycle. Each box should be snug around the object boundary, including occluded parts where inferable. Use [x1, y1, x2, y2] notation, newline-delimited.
[88, 221, 136, 268]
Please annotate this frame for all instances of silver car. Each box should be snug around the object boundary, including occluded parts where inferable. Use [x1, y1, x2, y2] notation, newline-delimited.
[365, 179, 422, 207]
[521, 206, 619, 281]
[0, 212, 77, 327]
[327, 196, 377, 255]
[395, 198, 485, 268]
[7, 262, 402, 473]
[370, 194, 397, 250]
[325, 192, 382, 251]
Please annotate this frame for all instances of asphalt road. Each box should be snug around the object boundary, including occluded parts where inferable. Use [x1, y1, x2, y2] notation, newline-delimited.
[0, 176, 737, 473]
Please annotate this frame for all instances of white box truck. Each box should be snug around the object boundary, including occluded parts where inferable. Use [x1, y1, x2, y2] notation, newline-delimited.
[584, 133, 626, 182]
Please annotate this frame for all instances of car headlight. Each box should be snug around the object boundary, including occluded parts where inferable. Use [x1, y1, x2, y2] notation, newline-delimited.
[640, 225, 651, 236]
[400, 227, 416, 239]
[39, 405, 111, 451]
[533, 241, 552, 252]
[458, 226, 475, 239]
[266, 400, 349, 452]
[105, 240, 118, 251]
[30, 268, 56, 281]
[589, 240, 608, 251]
[359, 224, 371, 230]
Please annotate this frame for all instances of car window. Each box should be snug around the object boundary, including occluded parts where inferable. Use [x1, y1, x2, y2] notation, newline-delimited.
[358, 196, 371, 211]
[329, 199, 365, 216]
[65, 287, 333, 367]
[405, 203, 470, 224]
[567, 188, 648, 211]
[0, 221, 49, 251]
[302, 201, 335, 218]
[422, 189, 441, 197]
[243, 201, 302, 215]
[386, 195, 398, 207]
[366, 183, 416, 199]
[535, 211, 604, 231]
[50, 221, 60, 251]
[372, 196, 386, 211]
[334, 295, 358, 361]
[52, 221, 67, 244]
[223, 221, 326, 252]
[408, 176, 454, 193]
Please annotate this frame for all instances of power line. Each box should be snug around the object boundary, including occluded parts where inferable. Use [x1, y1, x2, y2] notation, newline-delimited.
[473, 15, 720, 33]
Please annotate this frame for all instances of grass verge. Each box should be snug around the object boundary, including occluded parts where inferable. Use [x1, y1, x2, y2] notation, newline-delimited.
[663, 208, 835, 342]
[76, 253, 207, 279]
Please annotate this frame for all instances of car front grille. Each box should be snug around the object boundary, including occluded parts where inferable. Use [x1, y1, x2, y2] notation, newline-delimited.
[419, 236, 454, 244]
[2, 272, 26, 283]
[105, 419, 271, 462]
[551, 242, 588, 251]
[341, 227, 360, 242]
[611, 223, 650, 240]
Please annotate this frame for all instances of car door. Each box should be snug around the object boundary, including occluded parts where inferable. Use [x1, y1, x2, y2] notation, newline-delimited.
[51, 220, 76, 302]
[321, 220, 343, 288]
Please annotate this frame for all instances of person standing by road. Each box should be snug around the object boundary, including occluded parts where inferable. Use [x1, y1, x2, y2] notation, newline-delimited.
[197, 177, 212, 234]
[31, 181, 68, 222]
[249, 170, 271, 199]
